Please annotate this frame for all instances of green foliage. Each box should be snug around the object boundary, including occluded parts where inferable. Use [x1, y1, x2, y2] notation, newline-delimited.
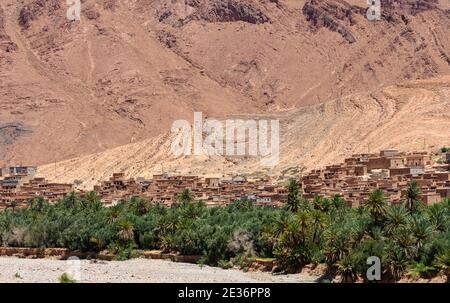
[366, 189, 388, 224]
[406, 181, 423, 212]
[384, 244, 409, 280]
[440, 146, 449, 153]
[433, 250, 450, 275]
[217, 259, 233, 269]
[0, 189, 448, 282]
[408, 262, 436, 279]
[176, 189, 194, 205]
[286, 178, 301, 213]
[59, 273, 77, 283]
[337, 254, 358, 283]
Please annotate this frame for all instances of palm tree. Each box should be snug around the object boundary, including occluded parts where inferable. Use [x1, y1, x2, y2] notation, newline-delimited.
[393, 228, 418, 260]
[84, 191, 101, 207]
[62, 192, 77, 209]
[406, 181, 421, 212]
[313, 196, 331, 212]
[337, 255, 358, 283]
[7, 201, 18, 213]
[385, 204, 409, 235]
[107, 208, 121, 224]
[410, 215, 434, 253]
[270, 212, 293, 252]
[433, 251, 450, 277]
[177, 189, 194, 205]
[29, 197, 46, 212]
[310, 209, 327, 244]
[385, 244, 409, 280]
[296, 211, 311, 244]
[286, 178, 300, 213]
[130, 197, 150, 214]
[331, 194, 347, 210]
[117, 220, 135, 242]
[426, 203, 448, 232]
[366, 189, 388, 225]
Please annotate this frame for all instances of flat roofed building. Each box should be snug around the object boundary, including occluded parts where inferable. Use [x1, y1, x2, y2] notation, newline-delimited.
[380, 149, 399, 157]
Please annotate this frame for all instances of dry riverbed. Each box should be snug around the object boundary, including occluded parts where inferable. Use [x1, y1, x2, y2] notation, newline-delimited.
[0, 257, 318, 283]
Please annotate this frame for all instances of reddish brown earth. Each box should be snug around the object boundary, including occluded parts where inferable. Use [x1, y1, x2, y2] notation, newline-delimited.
[1, 0, 450, 180]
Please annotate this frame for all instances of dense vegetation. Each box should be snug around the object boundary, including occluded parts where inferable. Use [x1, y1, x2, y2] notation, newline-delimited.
[0, 181, 449, 282]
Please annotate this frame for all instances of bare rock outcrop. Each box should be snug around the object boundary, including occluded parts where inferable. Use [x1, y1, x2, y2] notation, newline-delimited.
[302, 0, 440, 43]
[382, 0, 438, 15]
[0, 123, 32, 164]
[18, 0, 61, 29]
[191, 0, 270, 24]
[302, 0, 360, 43]
[158, 0, 270, 26]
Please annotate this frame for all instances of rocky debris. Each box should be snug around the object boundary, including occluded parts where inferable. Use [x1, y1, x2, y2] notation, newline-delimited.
[18, 0, 61, 29]
[302, 0, 360, 43]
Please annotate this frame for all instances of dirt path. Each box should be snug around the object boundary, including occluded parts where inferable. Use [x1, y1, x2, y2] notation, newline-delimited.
[0, 257, 318, 283]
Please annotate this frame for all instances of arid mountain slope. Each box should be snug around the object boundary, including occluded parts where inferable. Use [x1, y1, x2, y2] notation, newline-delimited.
[1, 0, 450, 168]
[39, 76, 450, 189]
[0, 0, 257, 166]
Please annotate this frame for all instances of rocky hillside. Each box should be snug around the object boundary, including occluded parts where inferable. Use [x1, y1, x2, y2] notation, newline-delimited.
[1, 0, 450, 169]
[39, 76, 450, 189]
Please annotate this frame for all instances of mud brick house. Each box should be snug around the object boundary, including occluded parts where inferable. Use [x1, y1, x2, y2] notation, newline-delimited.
[300, 150, 449, 207]
[0, 166, 37, 177]
[2, 150, 448, 211]
[0, 176, 73, 209]
[90, 172, 286, 207]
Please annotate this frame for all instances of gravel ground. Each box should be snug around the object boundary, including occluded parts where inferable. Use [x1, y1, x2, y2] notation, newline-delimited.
[0, 257, 318, 283]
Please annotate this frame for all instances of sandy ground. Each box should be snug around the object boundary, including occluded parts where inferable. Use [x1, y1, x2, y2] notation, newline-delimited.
[0, 257, 318, 283]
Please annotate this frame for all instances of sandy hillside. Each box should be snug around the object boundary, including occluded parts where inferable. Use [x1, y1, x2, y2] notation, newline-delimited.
[38, 76, 450, 188]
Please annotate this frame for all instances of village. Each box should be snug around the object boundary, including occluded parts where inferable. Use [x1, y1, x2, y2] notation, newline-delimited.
[1, 150, 449, 210]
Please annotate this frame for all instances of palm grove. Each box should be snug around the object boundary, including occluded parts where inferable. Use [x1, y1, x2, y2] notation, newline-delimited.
[0, 179, 448, 282]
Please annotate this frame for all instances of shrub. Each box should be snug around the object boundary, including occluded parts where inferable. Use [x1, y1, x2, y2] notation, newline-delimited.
[408, 262, 436, 279]
[59, 273, 77, 283]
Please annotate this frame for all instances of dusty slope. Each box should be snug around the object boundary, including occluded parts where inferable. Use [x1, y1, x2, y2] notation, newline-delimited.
[0, 0, 257, 166]
[39, 76, 450, 189]
[1, 0, 450, 167]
